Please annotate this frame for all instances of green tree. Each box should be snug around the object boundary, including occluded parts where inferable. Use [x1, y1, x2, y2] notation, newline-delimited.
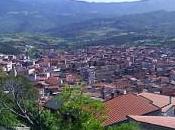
[0, 74, 139, 130]
[108, 122, 140, 130]
[0, 75, 40, 129]
[54, 85, 105, 130]
[0, 76, 105, 130]
[28, 47, 40, 59]
[0, 67, 7, 80]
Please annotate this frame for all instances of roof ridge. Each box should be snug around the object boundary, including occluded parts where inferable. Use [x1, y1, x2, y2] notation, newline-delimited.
[104, 93, 135, 103]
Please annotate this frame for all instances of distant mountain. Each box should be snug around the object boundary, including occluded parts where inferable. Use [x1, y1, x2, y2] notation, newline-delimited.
[49, 10, 175, 48]
[51, 10, 175, 35]
[1, 0, 175, 33]
[2, 8, 175, 51]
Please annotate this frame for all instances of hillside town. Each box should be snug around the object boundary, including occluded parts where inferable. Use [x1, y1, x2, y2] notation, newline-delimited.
[1, 45, 175, 129]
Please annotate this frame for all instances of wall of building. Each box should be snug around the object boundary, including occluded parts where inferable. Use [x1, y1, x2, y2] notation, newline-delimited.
[145, 110, 161, 116]
[139, 123, 174, 130]
[162, 106, 175, 117]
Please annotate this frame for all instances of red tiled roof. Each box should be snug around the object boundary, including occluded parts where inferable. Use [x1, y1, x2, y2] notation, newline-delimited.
[35, 67, 44, 73]
[129, 115, 175, 129]
[95, 83, 115, 89]
[138, 92, 175, 108]
[66, 74, 79, 83]
[45, 77, 60, 86]
[114, 79, 130, 89]
[103, 94, 159, 126]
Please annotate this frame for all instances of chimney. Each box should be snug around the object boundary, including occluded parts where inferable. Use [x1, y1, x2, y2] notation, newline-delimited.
[14, 68, 17, 77]
[101, 86, 105, 99]
[169, 96, 172, 104]
[123, 90, 127, 95]
[46, 72, 51, 79]
[34, 73, 37, 81]
[33, 60, 36, 65]
[111, 92, 115, 99]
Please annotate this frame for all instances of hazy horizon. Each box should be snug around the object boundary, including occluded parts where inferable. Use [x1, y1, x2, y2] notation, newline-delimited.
[78, 0, 141, 3]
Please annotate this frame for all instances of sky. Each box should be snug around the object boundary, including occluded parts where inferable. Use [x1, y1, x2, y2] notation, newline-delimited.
[80, 0, 141, 3]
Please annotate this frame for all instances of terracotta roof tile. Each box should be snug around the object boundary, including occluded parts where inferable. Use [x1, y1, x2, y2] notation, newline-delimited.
[138, 92, 175, 108]
[103, 94, 159, 126]
[66, 74, 79, 83]
[45, 77, 60, 86]
[129, 115, 175, 129]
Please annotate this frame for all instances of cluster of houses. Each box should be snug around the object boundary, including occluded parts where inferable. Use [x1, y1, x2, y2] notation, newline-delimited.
[1, 45, 175, 129]
[104, 92, 175, 130]
[0, 53, 80, 103]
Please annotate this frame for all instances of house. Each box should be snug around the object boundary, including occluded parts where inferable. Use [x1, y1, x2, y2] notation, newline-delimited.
[103, 94, 160, 127]
[161, 87, 175, 96]
[44, 77, 62, 95]
[35, 77, 62, 98]
[93, 83, 117, 100]
[138, 92, 175, 116]
[0, 60, 13, 72]
[128, 115, 175, 130]
[65, 74, 80, 85]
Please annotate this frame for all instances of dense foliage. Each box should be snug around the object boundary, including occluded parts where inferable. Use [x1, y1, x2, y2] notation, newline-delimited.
[108, 123, 140, 130]
[0, 43, 20, 55]
[0, 73, 105, 130]
[0, 71, 140, 130]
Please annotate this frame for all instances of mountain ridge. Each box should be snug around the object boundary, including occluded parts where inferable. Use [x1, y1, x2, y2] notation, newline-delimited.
[0, 0, 175, 33]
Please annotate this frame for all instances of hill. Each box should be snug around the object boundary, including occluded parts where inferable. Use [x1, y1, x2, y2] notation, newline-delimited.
[49, 11, 175, 48]
[1, 0, 175, 33]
